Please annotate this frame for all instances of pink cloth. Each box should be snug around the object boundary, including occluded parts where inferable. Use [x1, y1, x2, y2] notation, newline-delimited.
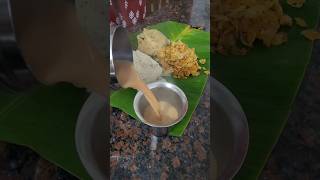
[109, 0, 146, 28]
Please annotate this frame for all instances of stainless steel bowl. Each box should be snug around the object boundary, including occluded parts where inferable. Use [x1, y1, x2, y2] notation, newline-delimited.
[212, 77, 249, 179]
[133, 81, 188, 127]
[75, 93, 108, 180]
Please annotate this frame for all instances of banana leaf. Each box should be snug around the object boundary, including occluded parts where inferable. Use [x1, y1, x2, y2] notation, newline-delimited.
[214, 0, 320, 179]
[0, 84, 90, 179]
[111, 21, 210, 137]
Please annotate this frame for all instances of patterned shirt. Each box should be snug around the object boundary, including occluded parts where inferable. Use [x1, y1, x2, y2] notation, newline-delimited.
[109, 0, 146, 28]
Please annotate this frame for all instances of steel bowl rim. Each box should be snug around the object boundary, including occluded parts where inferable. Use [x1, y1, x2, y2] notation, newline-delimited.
[212, 77, 249, 179]
[75, 92, 107, 180]
[133, 81, 188, 128]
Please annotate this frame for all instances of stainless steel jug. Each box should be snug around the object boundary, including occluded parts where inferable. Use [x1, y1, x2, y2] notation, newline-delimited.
[0, 0, 133, 92]
[109, 25, 133, 79]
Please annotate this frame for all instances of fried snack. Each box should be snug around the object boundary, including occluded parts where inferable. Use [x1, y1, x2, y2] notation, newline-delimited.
[156, 41, 201, 79]
[294, 17, 308, 27]
[280, 15, 293, 26]
[199, 59, 206, 64]
[137, 28, 170, 56]
[287, 0, 305, 8]
[301, 29, 320, 41]
[271, 32, 288, 46]
[212, 0, 291, 55]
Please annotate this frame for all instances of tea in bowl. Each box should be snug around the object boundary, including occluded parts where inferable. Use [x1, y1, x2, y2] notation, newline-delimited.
[133, 82, 188, 128]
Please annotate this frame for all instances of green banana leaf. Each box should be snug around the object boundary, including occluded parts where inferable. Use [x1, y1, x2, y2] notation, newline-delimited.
[214, 0, 320, 179]
[0, 84, 90, 179]
[111, 21, 210, 137]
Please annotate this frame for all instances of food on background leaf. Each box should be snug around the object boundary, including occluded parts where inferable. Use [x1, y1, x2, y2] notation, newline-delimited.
[294, 17, 308, 27]
[204, 71, 210, 75]
[156, 41, 201, 79]
[199, 59, 206, 65]
[280, 15, 293, 26]
[271, 32, 288, 46]
[287, 0, 305, 8]
[133, 50, 163, 83]
[212, 0, 290, 55]
[301, 29, 320, 41]
[137, 28, 170, 56]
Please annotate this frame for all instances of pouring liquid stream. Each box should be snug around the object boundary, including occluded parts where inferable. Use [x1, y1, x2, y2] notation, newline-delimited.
[114, 62, 161, 118]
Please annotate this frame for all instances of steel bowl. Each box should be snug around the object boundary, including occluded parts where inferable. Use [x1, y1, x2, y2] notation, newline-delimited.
[75, 78, 249, 180]
[212, 77, 249, 179]
[133, 81, 188, 128]
[75, 93, 108, 180]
